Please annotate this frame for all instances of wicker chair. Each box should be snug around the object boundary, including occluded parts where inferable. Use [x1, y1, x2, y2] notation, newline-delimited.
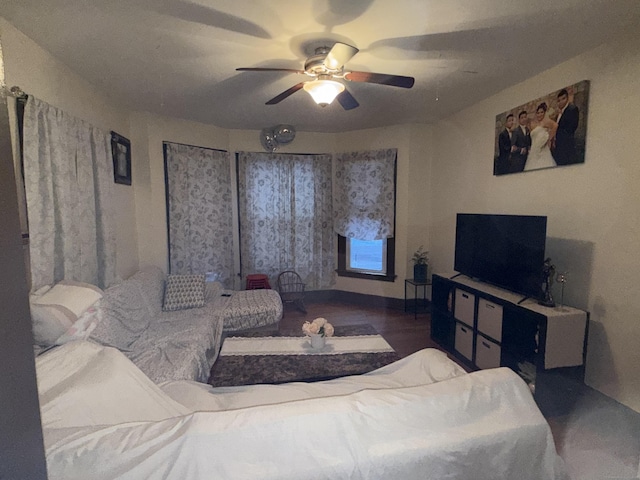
[277, 270, 306, 313]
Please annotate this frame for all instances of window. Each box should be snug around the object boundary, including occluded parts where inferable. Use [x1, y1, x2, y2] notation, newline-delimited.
[347, 238, 386, 275]
[337, 235, 396, 282]
[164, 142, 234, 288]
[333, 148, 397, 283]
[237, 152, 335, 290]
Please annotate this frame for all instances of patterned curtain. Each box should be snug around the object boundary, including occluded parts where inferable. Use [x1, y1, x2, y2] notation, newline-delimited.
[333, 148, 397, 240]
[164, 142, 234, 288]
[237, 152, 334, 290]
[23, 96, 117, 290]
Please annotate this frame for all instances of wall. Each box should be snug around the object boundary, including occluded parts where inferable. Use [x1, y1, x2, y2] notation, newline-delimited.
[429, 32, 640, 412]
[0, 18, 139, 280]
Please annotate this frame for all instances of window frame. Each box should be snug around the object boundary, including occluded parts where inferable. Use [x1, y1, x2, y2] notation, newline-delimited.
[337, 235, 396, 282]
[345, 238, 388, 275]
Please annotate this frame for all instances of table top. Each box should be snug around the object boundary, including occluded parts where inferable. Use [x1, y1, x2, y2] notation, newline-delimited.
[435, 272, 586, 316]
[209, 324, 401, 387]
[220, 335, 395, 356]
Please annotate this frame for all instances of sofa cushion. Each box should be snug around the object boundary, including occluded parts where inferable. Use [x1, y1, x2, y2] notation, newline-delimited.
[30, 280, 103, 346]
[89, 278, 150, 350]
[130, 266, 166, 315]
[219, 289, 283, 332]
[127, 308, 224, 383]
[162, 274, 205, 311]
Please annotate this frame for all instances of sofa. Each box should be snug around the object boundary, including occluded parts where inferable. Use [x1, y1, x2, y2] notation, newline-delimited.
[32, 266, 283, 384]
[37, 340, 569, 480]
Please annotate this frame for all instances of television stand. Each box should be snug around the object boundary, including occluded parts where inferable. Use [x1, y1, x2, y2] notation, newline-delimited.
[431, 273, 589, 415]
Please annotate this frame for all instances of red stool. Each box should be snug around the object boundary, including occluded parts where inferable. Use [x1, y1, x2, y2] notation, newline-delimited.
[245, 274, 271, 290]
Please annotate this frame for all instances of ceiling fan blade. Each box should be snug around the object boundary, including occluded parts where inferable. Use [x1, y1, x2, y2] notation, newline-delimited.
[265, 82, 305, 105]
[237, 67, 305, 74]
[337, 89, 359, 110]
[344, 71, 415, 88]
[323, 42, 359, 70]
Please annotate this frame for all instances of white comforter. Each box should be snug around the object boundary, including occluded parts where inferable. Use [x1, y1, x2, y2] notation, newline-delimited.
[37, 341, 568, 480]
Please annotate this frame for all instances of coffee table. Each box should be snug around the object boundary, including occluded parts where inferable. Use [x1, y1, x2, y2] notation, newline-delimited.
[208, 324, 401, 387]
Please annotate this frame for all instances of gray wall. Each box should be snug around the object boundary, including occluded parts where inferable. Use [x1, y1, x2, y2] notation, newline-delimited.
[0, 38, 47, 479]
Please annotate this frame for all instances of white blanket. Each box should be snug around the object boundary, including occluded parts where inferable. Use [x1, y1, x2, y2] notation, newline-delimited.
[37, 341, 568, 480]
[162, 348, 465, 412]
[37, 341, 189, 428]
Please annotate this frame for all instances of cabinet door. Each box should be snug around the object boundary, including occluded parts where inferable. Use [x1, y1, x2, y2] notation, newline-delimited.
[475, 335, 502, 369]
[454, 321, 474, 361]
[477, 298, 503, 342]
[454, 289, 475, 326]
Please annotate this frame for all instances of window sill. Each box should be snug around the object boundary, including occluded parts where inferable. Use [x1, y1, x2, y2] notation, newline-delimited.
[335, 269, 397, 282]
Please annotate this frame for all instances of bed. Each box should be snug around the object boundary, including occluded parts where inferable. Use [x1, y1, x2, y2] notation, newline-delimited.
[37, 341, 568, 480]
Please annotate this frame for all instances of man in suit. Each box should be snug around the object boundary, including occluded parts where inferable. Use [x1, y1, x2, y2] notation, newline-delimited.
[510, 110, 531, 173]
[496, 114, 515, 175]
[552, 88, 580, 165]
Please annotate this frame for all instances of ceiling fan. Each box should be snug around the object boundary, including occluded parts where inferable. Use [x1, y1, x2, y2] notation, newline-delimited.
[236, 42, 415, 110]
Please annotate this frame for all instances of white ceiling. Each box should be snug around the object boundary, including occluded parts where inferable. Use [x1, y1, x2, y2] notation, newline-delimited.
[2, 0, 639, 132]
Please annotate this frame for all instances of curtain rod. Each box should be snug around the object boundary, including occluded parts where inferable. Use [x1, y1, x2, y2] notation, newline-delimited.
[9, 85, 27, 99]
[163, 140, 227, 153]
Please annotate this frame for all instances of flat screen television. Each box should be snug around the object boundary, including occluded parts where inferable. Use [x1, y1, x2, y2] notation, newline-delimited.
[454, 213, 547, 299]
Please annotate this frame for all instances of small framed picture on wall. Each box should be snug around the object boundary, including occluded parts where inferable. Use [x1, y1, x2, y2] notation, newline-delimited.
[111, 131, 132, 185]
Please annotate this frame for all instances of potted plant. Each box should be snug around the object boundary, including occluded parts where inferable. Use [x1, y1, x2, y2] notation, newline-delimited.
[412, 246, 429, 282]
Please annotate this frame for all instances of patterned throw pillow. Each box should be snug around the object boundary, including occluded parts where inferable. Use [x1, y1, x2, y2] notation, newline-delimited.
[162, 274, 206, 311]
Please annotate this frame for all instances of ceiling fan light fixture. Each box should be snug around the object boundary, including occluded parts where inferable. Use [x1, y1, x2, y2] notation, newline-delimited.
[303, 79, 345, 107]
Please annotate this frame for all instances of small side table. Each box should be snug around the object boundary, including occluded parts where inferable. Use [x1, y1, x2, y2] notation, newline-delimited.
[405, 278, 431, 319]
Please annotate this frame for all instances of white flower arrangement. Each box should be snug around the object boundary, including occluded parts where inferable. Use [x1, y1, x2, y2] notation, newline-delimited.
[302, 317, 334, 337]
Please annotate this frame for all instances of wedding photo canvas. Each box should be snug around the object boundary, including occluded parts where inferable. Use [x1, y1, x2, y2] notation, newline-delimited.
[493, 80, 590, 176]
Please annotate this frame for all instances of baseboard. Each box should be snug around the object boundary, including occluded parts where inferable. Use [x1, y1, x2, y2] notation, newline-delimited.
[305, 289, 422, 311]
[303, 290, 335, 304]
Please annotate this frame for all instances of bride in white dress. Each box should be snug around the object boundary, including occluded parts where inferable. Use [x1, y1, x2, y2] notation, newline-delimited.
[524, 102, 558, 171]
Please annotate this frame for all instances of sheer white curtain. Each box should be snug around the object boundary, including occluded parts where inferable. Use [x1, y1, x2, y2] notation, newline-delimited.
[237, 152, 334, 289]
[333, 148, 397, 240]
[164, 142, 234, 287]
[23, 96, 116, 290]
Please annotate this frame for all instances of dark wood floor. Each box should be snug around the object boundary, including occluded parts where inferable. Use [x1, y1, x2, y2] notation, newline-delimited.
[279, 298, 441, 359]
[277, 299, 640, 478]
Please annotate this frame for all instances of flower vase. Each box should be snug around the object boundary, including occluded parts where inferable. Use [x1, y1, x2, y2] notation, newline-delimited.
[310, 333, 326, 349]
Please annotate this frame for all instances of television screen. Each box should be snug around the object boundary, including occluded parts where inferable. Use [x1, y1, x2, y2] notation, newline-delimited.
[454, 214, 547, 299]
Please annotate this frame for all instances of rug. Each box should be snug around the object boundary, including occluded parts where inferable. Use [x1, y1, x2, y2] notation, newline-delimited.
[208, 324, 401, 387]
